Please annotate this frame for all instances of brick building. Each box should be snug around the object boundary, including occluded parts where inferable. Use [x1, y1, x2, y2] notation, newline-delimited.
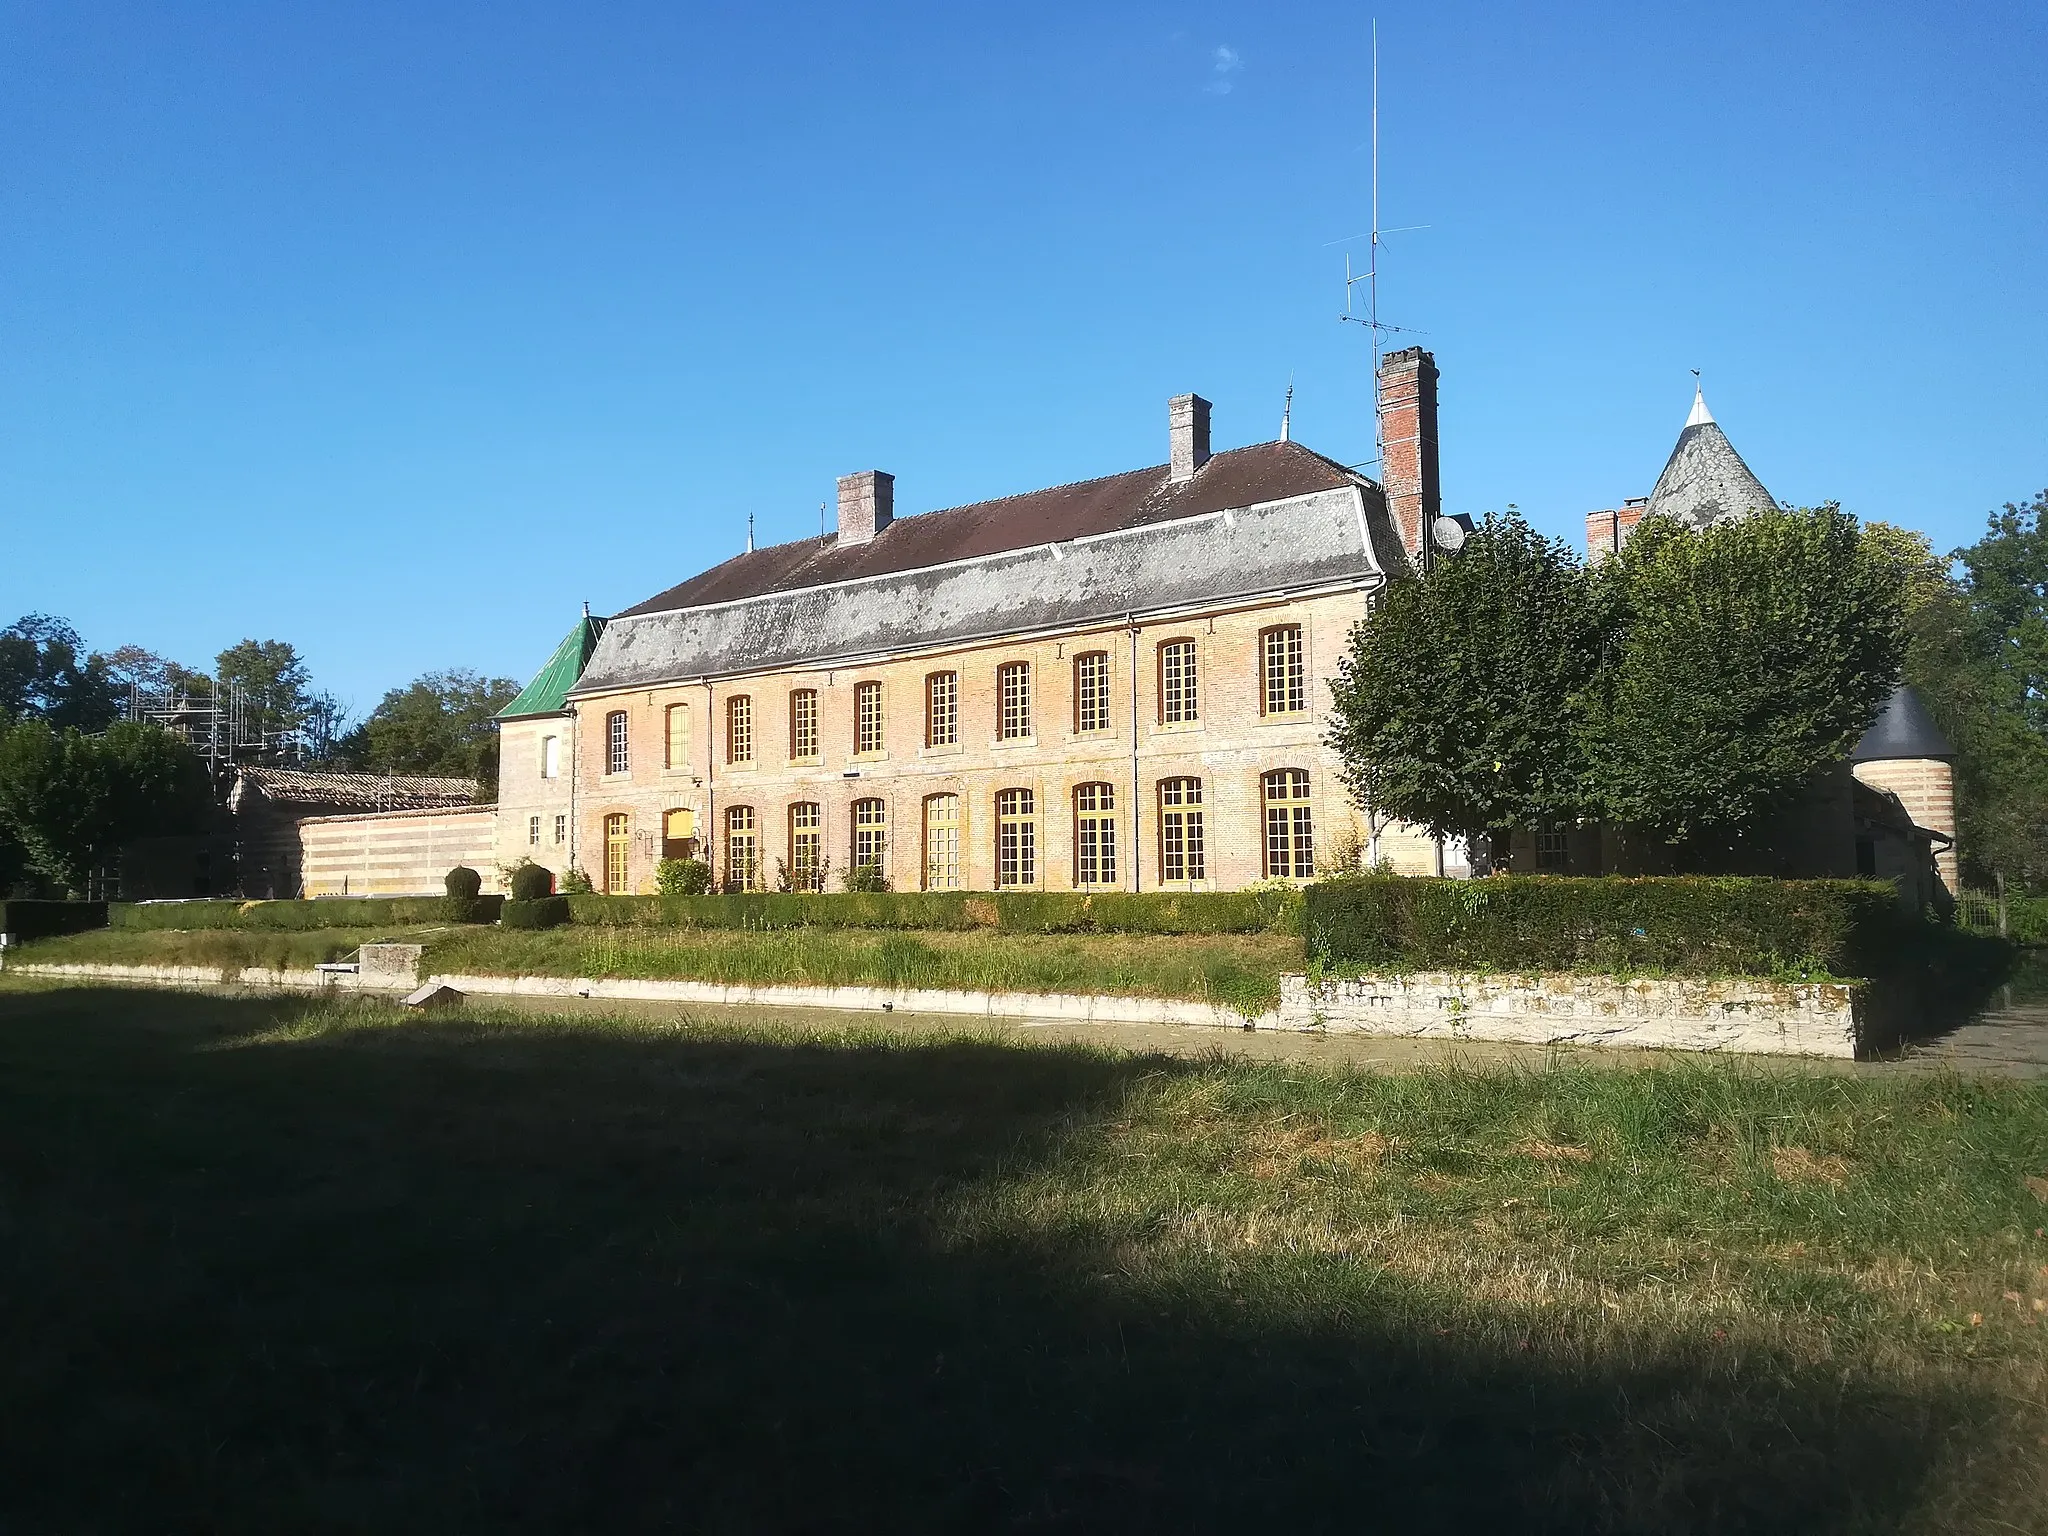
[493, 362, 1450, 894]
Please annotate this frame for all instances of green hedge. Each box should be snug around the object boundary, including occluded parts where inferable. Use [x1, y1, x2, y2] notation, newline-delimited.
[501, 896, 571, 930]
[109, 896, 504, 931]
[560, 889, 1302, 936]
[0, 900, 109, 941]
[1304, 876, 1910, 979]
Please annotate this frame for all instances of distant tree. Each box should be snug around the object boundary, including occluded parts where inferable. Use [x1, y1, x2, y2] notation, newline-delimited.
[0, 721, 211, 894]
[341, 670, 521, 795]
[1581, 506, 1906, 850]
[102, 644, 212, 699]
[215, 639, 314, 742]
[0, 615, 121, 731]
[1327, 510, 1604, 853]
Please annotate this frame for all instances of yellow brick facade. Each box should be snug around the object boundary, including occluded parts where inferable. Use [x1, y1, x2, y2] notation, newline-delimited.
[566, 591, 1434, 894]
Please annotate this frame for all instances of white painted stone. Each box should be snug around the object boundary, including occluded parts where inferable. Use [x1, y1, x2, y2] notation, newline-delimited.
[1276, 972, 1864, 1058]
[357, 944, 426, 990]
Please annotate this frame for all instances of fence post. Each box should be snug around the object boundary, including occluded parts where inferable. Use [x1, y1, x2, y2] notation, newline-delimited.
[1996, 871, 2009, 938]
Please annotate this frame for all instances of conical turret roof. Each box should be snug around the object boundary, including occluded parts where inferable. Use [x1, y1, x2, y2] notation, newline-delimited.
[1850, 684, 1954, 763]
[1643, 388, 1777, 530]
[496, 613, 608, 720]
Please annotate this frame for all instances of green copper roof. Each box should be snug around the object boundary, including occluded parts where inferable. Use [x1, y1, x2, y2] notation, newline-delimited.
[496, 615, 607, 720]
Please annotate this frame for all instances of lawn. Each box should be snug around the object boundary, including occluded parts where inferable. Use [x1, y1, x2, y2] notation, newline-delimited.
[2, 981, 2045, 1532]
[5, 924, 453, 977]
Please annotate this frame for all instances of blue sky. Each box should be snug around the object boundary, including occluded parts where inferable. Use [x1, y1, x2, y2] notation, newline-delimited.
[5, 1, 2044, 715]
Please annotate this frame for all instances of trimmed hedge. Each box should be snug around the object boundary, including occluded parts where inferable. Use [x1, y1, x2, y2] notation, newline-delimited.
[0, 900, 109, 941]
[501, 896, 571, 930]
[109, 896, 504, 931]
[1304, 875, 1920, 979]
[560, 889, 1303, 936]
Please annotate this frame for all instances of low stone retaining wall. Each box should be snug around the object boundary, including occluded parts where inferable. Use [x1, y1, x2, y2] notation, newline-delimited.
[1277, 972, 1866, 1058]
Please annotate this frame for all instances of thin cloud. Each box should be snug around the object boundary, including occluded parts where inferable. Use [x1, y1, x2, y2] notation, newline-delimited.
[1205, 45, 1242, 95]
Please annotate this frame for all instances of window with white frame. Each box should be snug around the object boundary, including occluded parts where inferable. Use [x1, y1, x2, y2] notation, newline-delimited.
[925, 672, 958, 747]
[790, 689, 819, 761]
[1074, 651, 1111, 733]
[854, 682, 884, 755]
[1160, 638, 1199, 724]
[725, 805, 759, 890]
[606, 711, 629, 776]
[789, 802, 823, 891]
[996, 788, 1036, 886]
[1260, 625, 1306, 715]
[553, 813, 566, 845]
[997, 662, 1032, 740]
[1262, 768, 1315, 879]
[529, 815, 541, 846]
[726, 694, 754, 765]
[1158, 777, 1206, 884]
[1074, 782, 1118, 888]
[851, 797, 887, 876]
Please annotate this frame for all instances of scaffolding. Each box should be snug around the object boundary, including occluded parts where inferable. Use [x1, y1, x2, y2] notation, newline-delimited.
[121, 677, 308, 767]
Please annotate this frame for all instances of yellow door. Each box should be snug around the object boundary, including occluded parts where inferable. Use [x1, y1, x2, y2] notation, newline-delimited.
[605, 813, 630, 894]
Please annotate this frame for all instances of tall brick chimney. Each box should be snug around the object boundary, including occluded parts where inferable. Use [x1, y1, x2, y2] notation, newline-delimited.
[836, 470, 894, 547]
[1377, 347, 1440, 562]
[1168, 394, 1211, 482]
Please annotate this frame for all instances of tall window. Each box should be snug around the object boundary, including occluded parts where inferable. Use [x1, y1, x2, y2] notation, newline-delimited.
[1263, 769, 1315, 879]
[664, 704, 690, 770]
[852, 798, 887, 876]
[1074, 651, 1110, 733]
[606, 711, 629, 775]
[854, 681, 884, 755]
[1074, 783, 1118, 888]
[789, 802, 823, 891]
[996, 788, 1037, 887]
[725, 805, 758, 890]
[923, 794, 961, 891]
[1261, 625, 1306, 716]
[604, 812, 630, 893]
[541, 735, 560, 779]
[789, 689, 819, 761]
[553, 813, 566, 845]
[998, 662, 1032, 740]
[1159, 778, 1206, 884]
[529, 815, 542, 846]
[726, 694, 754, 765]
[925, 672, 958, 747]
[1160, 638, 1199, 724]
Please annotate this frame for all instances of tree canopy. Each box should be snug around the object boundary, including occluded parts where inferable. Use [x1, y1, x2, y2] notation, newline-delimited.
[1326, 510, 1604, 845]
[0, 721, 212, 894]
[338, 670, 521, 794]
[0, 615, 121, 731]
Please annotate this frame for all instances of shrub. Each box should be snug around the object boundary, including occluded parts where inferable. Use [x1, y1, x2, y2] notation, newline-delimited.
[500, 895, 571, 930]
[108, 896, 502, 931]
[443, 866, 485, 923]
[1304, 875, 1912, 979]
[556, 889, 1302, 936]
[559, 867, 594, 895]
[508, 862, 555, 902]
[842, 861, 889, 894]
[656, 858, 713, 897]
[0, 899, 108, 941]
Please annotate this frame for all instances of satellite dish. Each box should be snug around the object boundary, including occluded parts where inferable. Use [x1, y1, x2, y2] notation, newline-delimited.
[1431, 515, 1469, 553]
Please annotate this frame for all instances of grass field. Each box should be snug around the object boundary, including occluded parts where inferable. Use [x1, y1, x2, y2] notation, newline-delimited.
[2, 980, 2045, 1532]
[5, 924, 452, 977]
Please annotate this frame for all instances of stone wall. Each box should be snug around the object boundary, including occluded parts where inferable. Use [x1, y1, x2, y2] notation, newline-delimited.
[1277, 972, 1866, 1058]
[299, 806, 501, 897]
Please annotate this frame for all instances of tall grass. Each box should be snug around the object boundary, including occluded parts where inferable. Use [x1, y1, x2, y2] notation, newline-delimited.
[8, 926, 448, 977]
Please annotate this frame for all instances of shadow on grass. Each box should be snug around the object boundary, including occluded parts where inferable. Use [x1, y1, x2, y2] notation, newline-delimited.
[0, 987, 1991, 1533]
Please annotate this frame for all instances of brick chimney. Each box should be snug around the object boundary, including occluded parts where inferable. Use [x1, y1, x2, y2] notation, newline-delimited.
[836, 470, 894, 547]
[1585, 497, 1649, 563]
[1376, 347, 1440, 561]
[1168, 394, 1211, 482]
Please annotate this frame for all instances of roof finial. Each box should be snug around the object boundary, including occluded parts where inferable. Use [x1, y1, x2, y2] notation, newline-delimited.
[1280, 376, 1294, 442]
[1687, 369, 1713, 427]
[582, 600, 590, 619]
[746, 512, 755, 554]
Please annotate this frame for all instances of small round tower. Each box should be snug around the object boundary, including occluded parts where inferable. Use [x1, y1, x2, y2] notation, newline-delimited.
[1849, 684, 1958, 893]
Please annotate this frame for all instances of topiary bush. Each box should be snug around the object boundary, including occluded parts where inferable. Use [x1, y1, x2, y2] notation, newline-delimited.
[509, 862, 554, 902]
[500, 895, 571, 930]
[655, 858, 712, 897]
[443, 866, 485, 924]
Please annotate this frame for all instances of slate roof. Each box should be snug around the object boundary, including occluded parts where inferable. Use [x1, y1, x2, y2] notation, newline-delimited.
[620, 441, 1362, 616]
[228, 767, 480, 813]
[1851, 685, 1955, 763]
[576, 443, 1395, 695]
[497, 615, 608, 720]
[1644, 389, 1777, 530]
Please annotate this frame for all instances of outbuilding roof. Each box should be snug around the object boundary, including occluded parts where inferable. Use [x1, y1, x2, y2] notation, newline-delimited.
[1643, 389, 1777, 530]
[1851, 684, 1955, 763]
[228, 767, 479, 813]
[497, 615, 608, 720]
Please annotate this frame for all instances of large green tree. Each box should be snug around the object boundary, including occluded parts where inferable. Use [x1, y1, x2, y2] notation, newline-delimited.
[0, 615, 121, 730]
[1580, 506, 1905, 848]
[1327, 510, 1604, 847]
[0, 721, 212, 893]
[338, 670, 521, 796]
[214, 638, 314, 742]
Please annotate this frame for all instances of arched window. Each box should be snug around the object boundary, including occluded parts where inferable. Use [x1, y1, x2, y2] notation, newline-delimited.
[725, 805, 758, 890]
[789, 689, 819, 761]
[604, 812, 631, 893]
[1262, 769, 1314, 879]
[726, 695, 754, 765]
[923, 794, 962, 890]
[1073, 651, 1111, 733]
[851, 798, 887, 877]
[606, 712, 629, 775]
[788, 802, 822, 890]
[996, 788, 1037, 887]
[1074, 783, 1118, 888]
[1158, 638, 1199, 724]
[1158, 778, 1205, 885]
